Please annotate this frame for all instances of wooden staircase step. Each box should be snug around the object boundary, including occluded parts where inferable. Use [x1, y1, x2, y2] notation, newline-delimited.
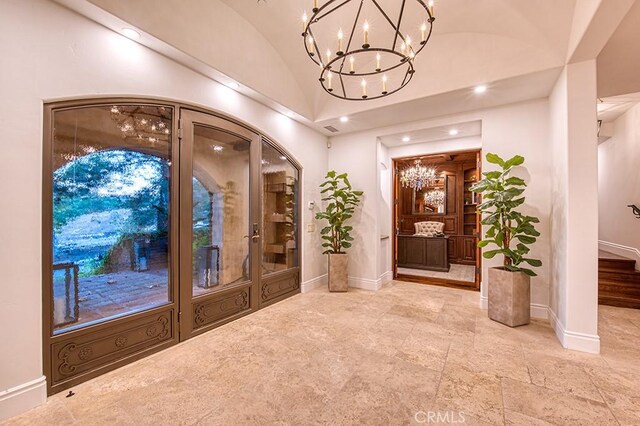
[598, 257, 636, 271]
[598, 295, 640, 309]
[598, 251, 640, 309]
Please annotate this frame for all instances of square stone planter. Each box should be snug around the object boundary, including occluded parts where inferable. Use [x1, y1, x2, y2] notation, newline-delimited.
[488, 267, 530, 327]
[328, 253, 348, 292]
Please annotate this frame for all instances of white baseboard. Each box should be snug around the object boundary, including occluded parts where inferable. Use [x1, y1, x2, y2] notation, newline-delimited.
[479, 296, 548, 319]
[380, 271, 393, 286]
[548, 308, 600, 354]
[530, 303, 549, 320]
[307, 272, 391, 292]
[301, 274, 327, 293]
[480, 296, 487, 310]
[599, 240, 640, 270]
[0, 376, 47, 422]
[349, 276, 384, 291]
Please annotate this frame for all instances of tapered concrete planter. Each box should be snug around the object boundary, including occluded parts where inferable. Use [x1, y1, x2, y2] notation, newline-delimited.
[488, 267, 530, 327]
[328, 253, 348, 292]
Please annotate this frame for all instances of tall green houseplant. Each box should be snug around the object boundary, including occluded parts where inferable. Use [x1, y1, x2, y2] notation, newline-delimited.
[470, 153, 542, 276]
[315, 171, 363, 292]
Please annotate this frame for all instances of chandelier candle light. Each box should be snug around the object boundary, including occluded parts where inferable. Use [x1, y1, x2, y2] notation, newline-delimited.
[302, 0, 435, 101]
[400, 160, 438, 191]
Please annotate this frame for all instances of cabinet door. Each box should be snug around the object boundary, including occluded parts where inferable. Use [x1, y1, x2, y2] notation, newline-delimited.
[397, 237, 406, 265]
[426, 239, 447, 270]
[463, 238, 477, 261]
[404, 238, 426, 267]
[448, 237, 458, 261]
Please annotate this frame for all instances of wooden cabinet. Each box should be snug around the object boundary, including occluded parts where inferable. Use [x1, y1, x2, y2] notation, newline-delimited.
[396, 151, 480, 266]
[397, 235, 449, 272]
[462, 237, 476, 262]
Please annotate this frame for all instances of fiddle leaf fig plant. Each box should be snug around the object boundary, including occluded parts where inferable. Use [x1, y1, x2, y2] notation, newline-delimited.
[470, 153, 542, 276]
[315, 171, 364, 254]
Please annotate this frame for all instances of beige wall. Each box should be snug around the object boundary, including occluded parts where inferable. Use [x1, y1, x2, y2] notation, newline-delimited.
[0, 0, 328, 419]
[598, 103, 640, 268]
[330, 99, 553, 311]
[549, 61, 600, 353]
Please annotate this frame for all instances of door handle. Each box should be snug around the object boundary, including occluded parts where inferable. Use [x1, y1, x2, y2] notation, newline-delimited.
[252, 223, 260, 243]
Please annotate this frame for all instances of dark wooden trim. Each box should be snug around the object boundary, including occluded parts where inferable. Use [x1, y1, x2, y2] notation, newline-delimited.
[392, 149, 481, 291]
[395, 274, 478, 290]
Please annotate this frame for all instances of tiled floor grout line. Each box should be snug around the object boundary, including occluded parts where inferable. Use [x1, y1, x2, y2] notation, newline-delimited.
[432, 342, 451, 403]
[584, 365, 623, 426]
[499, 377, 507, 426]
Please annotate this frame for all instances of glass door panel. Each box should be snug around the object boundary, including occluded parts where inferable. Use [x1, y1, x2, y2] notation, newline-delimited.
[179, 110, 261, 338]
[261, 142, 299, 274]
[191, 125, 250, 296]
[50, 104, 173, 333]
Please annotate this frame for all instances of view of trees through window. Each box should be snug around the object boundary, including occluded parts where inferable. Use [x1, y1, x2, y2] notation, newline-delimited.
[54, 150, 169, 275]
[52, 105, 172, 332]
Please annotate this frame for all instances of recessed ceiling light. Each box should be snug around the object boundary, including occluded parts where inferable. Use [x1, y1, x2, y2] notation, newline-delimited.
[212, 145, 223, 152]
[226, 81, 240, 90]
[122, 28, 141, 39]
[340, 116, 349, 123]
[474, 84, 488, 94]
[402, 136, 411, 142]
[449, 129, 459, 136]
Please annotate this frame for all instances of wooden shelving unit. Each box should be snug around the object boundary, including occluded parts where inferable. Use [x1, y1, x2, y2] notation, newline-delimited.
[263, 171, 296, 272]
[463, 168, 479, 237]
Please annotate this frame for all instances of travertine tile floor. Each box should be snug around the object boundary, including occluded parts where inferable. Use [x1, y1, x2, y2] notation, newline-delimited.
[398, 264, 476, 283]
[5, 281, 640, 425]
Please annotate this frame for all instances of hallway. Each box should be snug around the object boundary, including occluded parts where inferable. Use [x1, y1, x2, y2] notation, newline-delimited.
[6, 281, 639, 425]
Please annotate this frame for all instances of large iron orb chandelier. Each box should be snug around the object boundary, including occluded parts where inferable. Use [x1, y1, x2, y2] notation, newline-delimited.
[302, 0, 435, 101]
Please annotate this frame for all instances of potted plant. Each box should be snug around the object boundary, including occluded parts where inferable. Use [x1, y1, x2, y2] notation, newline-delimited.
[315, 171, 364, 292]
[470, 153, 542, 327]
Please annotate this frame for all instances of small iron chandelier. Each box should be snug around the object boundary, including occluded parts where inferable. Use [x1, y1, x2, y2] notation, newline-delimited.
[301, 0, 435, 101]
[400, 160, 438, 191]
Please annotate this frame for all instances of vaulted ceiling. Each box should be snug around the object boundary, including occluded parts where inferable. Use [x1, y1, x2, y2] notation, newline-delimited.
[56, 0, 636, 134]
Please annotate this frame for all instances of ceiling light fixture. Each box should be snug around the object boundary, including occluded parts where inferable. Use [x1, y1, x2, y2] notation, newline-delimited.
[400, 160, 438, 191]
[424, 188, 445, 210]
[402, 136, 411, 142]
[448, 129, 459, 136]
[340, 116, 349, 123]
[301, 0, 435, 101]
[474, 84, 487, 94]
[122, 28, 141, 39]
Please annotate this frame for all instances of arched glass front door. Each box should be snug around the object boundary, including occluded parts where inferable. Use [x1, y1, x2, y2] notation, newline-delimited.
[44, 100, 301, 395]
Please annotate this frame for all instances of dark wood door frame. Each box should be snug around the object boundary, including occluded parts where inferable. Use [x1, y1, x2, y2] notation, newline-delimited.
[392, 149, 482, 291]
